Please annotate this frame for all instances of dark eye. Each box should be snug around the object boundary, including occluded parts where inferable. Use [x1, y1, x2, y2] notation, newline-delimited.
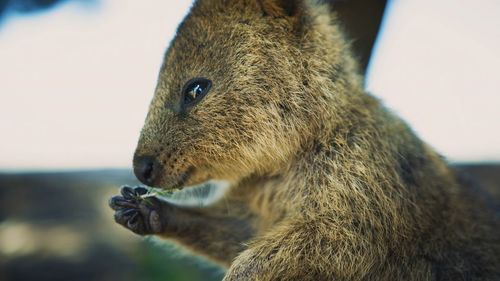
[181, 77, 212, 108]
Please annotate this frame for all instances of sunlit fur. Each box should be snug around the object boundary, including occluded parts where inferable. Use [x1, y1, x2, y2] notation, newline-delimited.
[133, 0, 499, 280]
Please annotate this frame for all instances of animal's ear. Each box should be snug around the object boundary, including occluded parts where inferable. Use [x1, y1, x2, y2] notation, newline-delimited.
[326, 0, 388, 75]
[259, 0, 303, 18]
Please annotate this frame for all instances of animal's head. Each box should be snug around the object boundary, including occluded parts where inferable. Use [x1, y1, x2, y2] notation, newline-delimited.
[133, 0, 384, 189]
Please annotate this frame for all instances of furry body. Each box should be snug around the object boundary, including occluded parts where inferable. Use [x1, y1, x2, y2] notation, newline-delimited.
[109, 0, 500, 280]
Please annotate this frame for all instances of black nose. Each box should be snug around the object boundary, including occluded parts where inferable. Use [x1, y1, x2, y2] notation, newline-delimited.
[133, 155, 160, 186]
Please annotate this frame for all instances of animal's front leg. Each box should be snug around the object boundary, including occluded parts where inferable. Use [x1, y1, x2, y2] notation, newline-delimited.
[222, 225, 321, 281]
[223, 247, 281, 281]
[108, 185, 255, 265]
[223, 219, 389, 281]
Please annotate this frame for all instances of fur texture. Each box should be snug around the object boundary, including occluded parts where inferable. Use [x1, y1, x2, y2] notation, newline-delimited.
[111, 0, 500, 280]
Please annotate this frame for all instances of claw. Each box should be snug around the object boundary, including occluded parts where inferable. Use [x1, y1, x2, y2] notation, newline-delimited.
[120, 186, 136, 199]
[114, 209, 127, 224]
[122, 208, 138, 217]
[108, 196, 135, 210]
[126, 212, 142, 231]
[129, 212, 139, 224]
[134, 187, 149, 196]
[114, 208, 138, 224]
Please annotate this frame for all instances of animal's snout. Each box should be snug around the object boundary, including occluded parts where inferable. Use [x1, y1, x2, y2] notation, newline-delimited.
[133, 155, 162, 186]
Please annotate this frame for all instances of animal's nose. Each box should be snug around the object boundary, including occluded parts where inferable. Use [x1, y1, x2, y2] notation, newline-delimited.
[133, 155, 161, 186]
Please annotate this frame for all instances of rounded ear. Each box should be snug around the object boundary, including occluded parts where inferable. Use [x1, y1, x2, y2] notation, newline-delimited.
[259, 0, 303, 17]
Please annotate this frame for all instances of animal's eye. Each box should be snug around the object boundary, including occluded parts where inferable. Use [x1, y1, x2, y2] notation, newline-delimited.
[181, 77, 212, 108]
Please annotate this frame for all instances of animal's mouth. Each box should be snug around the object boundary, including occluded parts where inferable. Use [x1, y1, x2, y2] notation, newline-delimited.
[133, 152, 207, 191]
[159, 166, 197, 191]
[133, 152, 200, 189]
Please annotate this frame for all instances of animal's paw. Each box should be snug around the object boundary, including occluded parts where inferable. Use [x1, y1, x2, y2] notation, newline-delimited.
[109, 186, 165, 235]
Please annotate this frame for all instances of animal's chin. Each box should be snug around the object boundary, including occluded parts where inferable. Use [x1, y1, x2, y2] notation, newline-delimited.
[155, 167, 198, 191]
[147, 179, 216, 200]
[160, 178, 210, 192]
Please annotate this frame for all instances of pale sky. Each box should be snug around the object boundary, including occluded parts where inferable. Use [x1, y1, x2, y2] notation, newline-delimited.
[0, 0, 499, 170]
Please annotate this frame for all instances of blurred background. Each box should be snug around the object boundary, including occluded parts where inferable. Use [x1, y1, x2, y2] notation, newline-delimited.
[0, 0, 498, 280]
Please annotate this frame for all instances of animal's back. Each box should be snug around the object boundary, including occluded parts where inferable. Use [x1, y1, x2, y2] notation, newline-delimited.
[454, 164, 500, 216]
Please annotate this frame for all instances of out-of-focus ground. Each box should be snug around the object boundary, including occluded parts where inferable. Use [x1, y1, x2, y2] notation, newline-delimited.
[0, 170, 223, 281]
[0, 164, 498, 281]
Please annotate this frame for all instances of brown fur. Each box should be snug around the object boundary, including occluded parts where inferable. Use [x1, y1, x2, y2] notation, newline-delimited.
[115, 0, 500, 280]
